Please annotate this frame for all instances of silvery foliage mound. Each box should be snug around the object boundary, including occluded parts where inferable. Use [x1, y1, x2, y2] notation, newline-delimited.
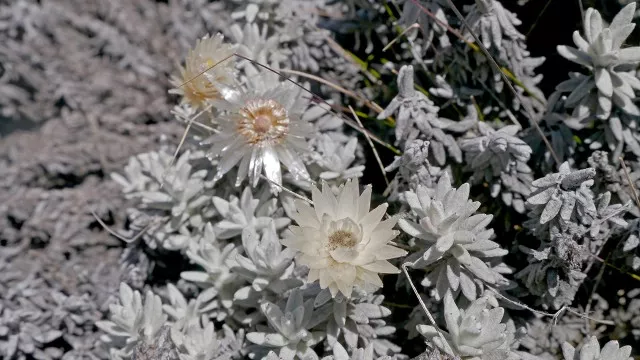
[462, 0, 545, 106]
[98, 1, 406, 360]
[587, 151, 640, 271]
[417, 293, 524, 360]
[460, 122, 534, 213]
[413, 0, 547, 119]
[561, 336, 632, 360]
[8, 0, 640, 359]
[384, 139, 447, 202]
[399, 173, 511, 301]
[518, 162, 629, 309]
[552, 3, 640, 159]
[96, 283, 167, 359]
[245, 289, 328, 360]
[312, 288, 401, 358]
[377, 65, 475, 165]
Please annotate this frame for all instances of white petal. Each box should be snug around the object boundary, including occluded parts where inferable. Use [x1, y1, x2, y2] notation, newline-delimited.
[362, 260, 400, 274]
[358, 185, 373, 220]
[262, 146, 282, 187]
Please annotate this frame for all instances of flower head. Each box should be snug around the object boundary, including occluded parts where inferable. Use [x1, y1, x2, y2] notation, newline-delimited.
[205, 73, 312, 188]
[169, 34, 236, 109]
[282, 179, 407, 298]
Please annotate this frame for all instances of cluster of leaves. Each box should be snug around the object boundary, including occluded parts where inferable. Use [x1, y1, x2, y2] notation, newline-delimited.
[4, 0, 640, 359]
[100, 0, 640, 359]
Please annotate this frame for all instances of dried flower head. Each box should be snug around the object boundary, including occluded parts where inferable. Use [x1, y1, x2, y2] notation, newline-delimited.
[204, 73, 312, 188]
[170, 34, 236, 109]
[282, 179, 407, 298]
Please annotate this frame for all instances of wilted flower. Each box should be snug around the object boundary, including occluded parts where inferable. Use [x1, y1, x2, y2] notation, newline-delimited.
[516, 229, 589, 309]
[282, 179, 407, 298]
[204, 73, 313, 188]
[170, 34, 237, 109]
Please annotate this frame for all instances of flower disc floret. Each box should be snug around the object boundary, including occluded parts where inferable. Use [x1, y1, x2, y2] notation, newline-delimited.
[281, 179, 407, 298]
[237, 98, 289, 145]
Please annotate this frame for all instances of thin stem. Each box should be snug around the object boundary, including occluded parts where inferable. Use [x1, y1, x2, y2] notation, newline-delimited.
[383, 23, 421, 52]
[402, 263, 455, 355]
[259, 174, 313, 205]
[163, 104, 213, 188]
[620, 156, 640, 209]
[485, 285, 615, 326]
[90, 210, 158, 244]
[525, 0, 554, 37]
[234, 53, 401, 155]
[445, 0, 561, 168]
[279, 68, 384, 113]
[584, 254, 608, 329]
[348, 105, 390, 186]
[408, 0, 479, 51]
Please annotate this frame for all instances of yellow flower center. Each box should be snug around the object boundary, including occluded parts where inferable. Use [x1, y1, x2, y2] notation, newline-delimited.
[253, 114, 272, 133]
[327, 230, 359, 251]
[237, 99, 289, 145]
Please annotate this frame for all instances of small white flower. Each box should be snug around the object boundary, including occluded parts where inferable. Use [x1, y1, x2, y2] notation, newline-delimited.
[169, 33, 236, 109]
[282, 179, 407, 298]
[204, 73, 312, 188]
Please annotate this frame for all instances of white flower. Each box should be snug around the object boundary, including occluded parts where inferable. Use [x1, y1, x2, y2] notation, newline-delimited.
[169, 33, 236, 109]
[281, 179, 407, 298]
[204, 73, 312, 188]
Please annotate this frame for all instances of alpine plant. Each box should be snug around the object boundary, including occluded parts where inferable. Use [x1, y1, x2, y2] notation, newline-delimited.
[76, 1, 640, 360]
[281, 179, 408, 298]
